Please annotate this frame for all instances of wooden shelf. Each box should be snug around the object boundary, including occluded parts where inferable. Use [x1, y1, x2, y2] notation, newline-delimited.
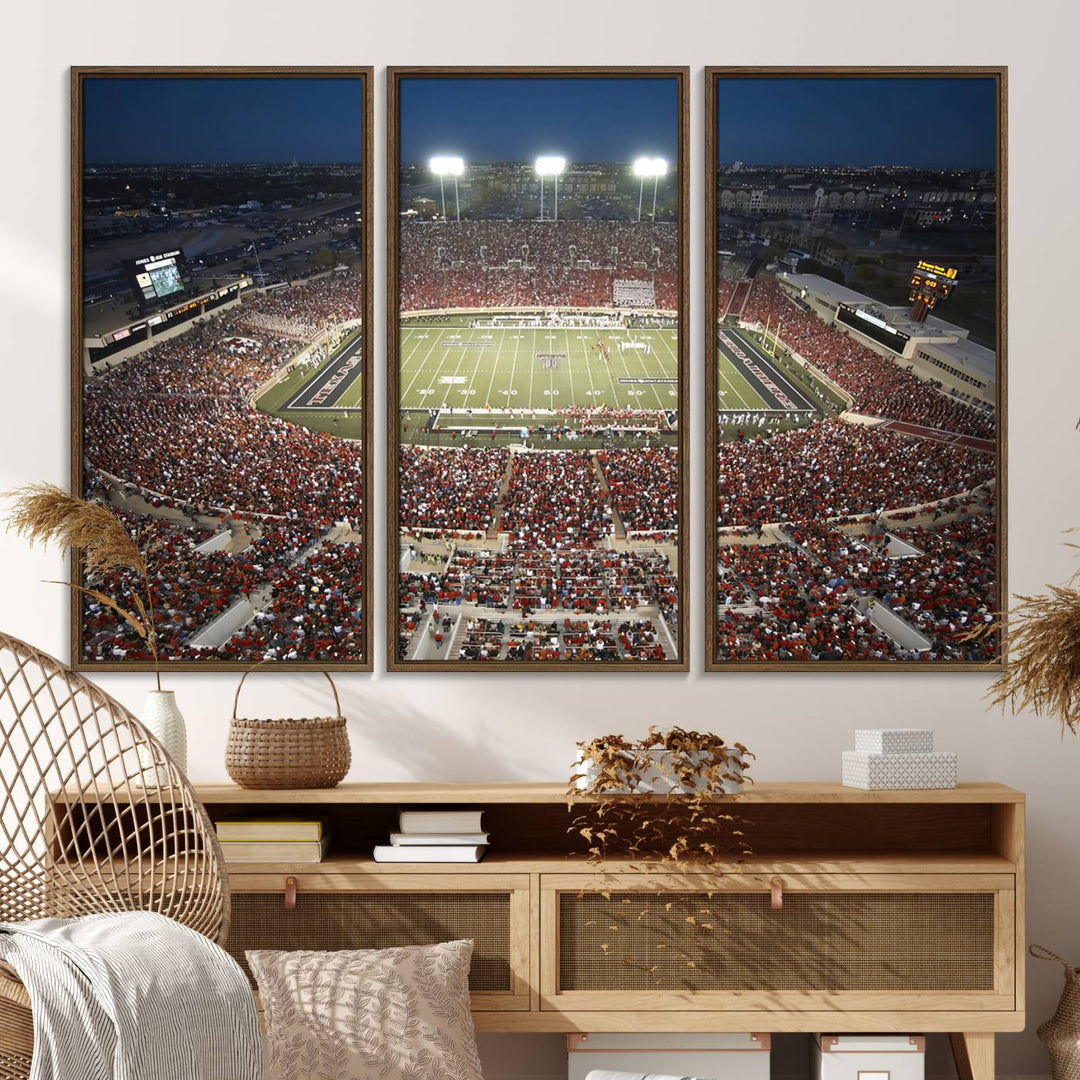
[190, 780, 1024, 805]
[218, 848, 1017, 875]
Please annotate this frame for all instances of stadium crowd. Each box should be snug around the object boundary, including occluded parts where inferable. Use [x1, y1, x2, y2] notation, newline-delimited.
[714, 420, 995, 529]
[236, 275, 363, 340]
[398, 446, 508, 535]
[597, 446, 678, 534]
[502, 451, 613, 550]
[80, 275, 366, 661]
[400, 220, 678, 312]
[714, 508, 997, 662]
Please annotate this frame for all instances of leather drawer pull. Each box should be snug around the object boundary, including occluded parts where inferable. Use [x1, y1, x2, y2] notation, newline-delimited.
[770, 876, 783, 910]
[284, 876, 297, 910]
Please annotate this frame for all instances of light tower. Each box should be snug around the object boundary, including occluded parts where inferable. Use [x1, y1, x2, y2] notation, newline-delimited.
[633, 157, 668, 222]
[534, 156, 566, 222]
[429, 156, 465, 221]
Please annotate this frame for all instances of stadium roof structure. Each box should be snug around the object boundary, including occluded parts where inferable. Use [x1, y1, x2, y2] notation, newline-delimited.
[780, 271, 996, 391]
[782, 272, 988, 345]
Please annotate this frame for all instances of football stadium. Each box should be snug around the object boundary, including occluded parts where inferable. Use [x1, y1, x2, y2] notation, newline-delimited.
[712, 268, 998, 664]
[395, 213, 684, 665]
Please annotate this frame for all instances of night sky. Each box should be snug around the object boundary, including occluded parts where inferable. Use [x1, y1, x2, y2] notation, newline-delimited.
[716, 77, 997, 169]
[399, 77, 678, 165]
[83, 77, 364, 164]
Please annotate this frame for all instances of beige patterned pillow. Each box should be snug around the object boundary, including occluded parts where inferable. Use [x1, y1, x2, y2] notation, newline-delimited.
[246, 939, 484, 1080]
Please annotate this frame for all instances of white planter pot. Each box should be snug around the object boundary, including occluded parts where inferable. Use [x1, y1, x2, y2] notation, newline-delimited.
[574, 747, 744, 795]
[138, 690, 188, 776]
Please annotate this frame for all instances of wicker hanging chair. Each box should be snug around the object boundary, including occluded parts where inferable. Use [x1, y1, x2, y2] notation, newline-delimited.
[0, 632, 228, 1079]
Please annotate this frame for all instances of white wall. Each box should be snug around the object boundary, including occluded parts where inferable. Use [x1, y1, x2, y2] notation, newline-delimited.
[2, 2, 1079, 1077]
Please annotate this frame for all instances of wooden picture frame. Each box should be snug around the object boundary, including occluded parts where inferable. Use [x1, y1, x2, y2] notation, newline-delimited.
[705, 67, 1007, 670]
[387, 67, 689, 671]
[71, 67, 374, 671]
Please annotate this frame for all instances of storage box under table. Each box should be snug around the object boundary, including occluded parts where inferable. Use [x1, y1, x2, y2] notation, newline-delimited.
[812, 1034, 925, 1080]
[568, 1031, 770, 1080]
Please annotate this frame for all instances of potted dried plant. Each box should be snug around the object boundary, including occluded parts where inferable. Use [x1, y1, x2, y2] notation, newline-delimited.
[566, 726, 754, 982]
[567, 725, 754, 865]
[3, 482, 187, 771]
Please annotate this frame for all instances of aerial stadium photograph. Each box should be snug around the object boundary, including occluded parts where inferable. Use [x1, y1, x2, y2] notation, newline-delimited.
[389, 69, 688, 668]
[706, 69, 1004, 668]
[72, 69, 372, 668]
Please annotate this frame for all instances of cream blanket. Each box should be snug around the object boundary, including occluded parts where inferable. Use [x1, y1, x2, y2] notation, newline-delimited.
[0, 911, 265, 1080]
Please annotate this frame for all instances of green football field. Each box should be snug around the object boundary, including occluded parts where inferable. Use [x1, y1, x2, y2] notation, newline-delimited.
[398, 321, 680, 421]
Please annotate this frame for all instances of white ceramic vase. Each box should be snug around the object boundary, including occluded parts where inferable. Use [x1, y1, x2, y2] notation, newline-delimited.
[139, 689, 188, 775]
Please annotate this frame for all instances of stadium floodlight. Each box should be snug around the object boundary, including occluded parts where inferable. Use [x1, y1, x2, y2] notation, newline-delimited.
[534, 155, 567, 222]
[633, 157, 669, 222]
[429, 156, 465, 221]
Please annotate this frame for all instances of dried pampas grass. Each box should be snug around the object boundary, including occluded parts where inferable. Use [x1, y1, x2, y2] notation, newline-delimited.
[3, 482, 161, 685]
[4, 482, 147, 577]
[990, 575, 1080, 735]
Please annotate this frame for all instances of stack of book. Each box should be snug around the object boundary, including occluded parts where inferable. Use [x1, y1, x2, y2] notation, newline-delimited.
[373, 808, 488, 863]
[214, 817, 330, 863]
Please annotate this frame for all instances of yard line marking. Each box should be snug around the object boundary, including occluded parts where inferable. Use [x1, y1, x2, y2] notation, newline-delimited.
[400, 324, 447, 405]
[528, 326, 537, 412]
[439, 326, 474, 409]
[582, 326, 600, 404]
[506, 324, 522, 410]
[637, 330, 668, 412]
[564, 327, 576, 407]
[482, 325, 503, 405]
[462, 324, 485, 406]
[600, 329, 623, 406]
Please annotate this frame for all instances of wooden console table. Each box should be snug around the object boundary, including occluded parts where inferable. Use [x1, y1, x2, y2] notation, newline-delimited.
[66, 781, 1024, 1080]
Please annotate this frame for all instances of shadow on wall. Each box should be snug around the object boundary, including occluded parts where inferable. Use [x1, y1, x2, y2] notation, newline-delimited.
[288, 678, 550, 781]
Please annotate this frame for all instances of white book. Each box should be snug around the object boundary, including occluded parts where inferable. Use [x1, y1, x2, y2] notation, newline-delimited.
[398, 809, 484, 834]
[389, 832, 489, 846]
[373, 845, 486, 863]
[220, 836, 330, 863]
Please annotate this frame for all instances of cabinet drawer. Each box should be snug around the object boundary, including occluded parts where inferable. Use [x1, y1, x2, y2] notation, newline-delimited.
[541, 873, 1014, 1013]
[225, 872, 530, 1011]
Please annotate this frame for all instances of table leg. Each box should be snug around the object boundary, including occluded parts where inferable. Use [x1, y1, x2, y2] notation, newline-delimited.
[951, 1032, 995, 1080]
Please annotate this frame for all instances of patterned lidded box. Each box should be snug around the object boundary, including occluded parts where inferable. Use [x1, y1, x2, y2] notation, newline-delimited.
[842, 750, 957, 790]
[854, 728, 934, 754]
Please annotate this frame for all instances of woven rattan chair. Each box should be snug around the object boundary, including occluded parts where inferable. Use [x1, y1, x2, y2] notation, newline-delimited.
[0, 631, 228, 1079]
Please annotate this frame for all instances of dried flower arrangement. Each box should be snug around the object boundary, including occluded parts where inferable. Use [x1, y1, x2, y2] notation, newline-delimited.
[3, 483, 163, 687]
[567, 725, 754, 864]
[988, 571, 1080, 735]
[566, 726, 755, 981]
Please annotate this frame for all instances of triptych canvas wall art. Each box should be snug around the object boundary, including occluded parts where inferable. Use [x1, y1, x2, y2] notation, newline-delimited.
[68, 66, 1004, 672]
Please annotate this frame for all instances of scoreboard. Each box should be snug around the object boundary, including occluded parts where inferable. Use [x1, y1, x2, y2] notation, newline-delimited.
[908, 259, 959, 321]
[123, 249, 193, 309]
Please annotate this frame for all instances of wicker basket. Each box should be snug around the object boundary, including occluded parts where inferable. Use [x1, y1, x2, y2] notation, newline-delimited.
[1032, 945, 1080, 1080]
[225, 669, 350, 789]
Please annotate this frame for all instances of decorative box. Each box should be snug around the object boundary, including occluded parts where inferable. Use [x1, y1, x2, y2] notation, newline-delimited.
[842, 750, 957, 790]
[855, 728, 934, 754]
[568, 1031, 770, 1080]
[812, 1034, 925, 1080]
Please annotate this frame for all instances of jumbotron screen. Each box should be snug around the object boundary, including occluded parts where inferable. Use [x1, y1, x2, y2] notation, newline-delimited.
[836, 304, 911, 354]
[123, 249, 192, 308]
